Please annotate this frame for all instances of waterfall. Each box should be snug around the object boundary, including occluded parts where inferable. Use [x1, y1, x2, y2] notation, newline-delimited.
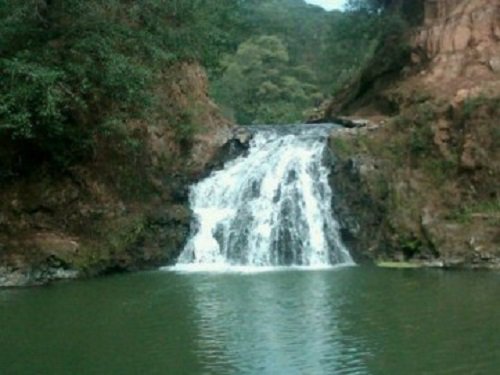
[175, 124, 353, 271]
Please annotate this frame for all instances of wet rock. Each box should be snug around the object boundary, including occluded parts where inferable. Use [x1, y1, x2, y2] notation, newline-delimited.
[233, 126, 253, 145]
[0, 263, 79, 287]
[200, 127, 252, 177]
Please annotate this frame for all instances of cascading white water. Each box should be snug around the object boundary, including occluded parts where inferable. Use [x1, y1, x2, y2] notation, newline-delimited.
[175, 124, 353, 271]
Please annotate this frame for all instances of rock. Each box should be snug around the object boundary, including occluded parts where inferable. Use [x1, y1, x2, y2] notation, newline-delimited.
[33, 234, 79, 259]
[411, 52, 422, 64]
[421, 207, 435, 228]
[432, 118, 452, 157]
[453, 25, 471, 51]
[413, 0, 500, 93]
[452, 89, 470, 106]
[0, 267, 31, 287]
[489, 57, 500, 73]
[0, 233, 82, 287]
[233, 126, 253, 145]
[330, 116, 372, 129]
[443, 257, 467, 268]
[201, 128, 252, 176]
[0, 263, 79, 287]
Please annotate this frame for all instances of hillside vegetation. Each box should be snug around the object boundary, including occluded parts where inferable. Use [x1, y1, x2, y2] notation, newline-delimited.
[212, 0, 414, 124]
[0, 0, 414, 170]
[0, 0, 239, 178]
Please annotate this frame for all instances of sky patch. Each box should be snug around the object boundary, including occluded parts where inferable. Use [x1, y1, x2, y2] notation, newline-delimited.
[305, 0, 345, 10]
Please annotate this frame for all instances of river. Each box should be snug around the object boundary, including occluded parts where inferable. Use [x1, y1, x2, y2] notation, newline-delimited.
[1, 268, 499, 374]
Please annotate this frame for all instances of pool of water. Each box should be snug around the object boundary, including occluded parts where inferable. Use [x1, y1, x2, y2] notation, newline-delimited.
[1, 267, 499, 374]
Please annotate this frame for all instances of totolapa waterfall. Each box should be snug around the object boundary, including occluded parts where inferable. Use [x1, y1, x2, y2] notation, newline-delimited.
[175, 124, 353, 270]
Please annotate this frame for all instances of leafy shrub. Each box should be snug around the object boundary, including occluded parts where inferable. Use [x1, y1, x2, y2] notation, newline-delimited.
[0, 0, 238, 176]
[212, 35, 322, 124]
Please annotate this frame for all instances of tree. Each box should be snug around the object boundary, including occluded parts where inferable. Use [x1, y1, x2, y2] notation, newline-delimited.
[212, 35, 322, 124]
[0, 0, 242, 175]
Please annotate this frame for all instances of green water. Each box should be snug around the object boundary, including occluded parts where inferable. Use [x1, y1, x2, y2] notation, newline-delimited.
[1, 267, 499, 374]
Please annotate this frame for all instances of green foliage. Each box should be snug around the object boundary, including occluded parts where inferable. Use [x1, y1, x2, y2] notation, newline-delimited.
[460, 96, 500, 151]
[323, 8, 410, 96]
[461, 95, 500, 119]
[392, 102, 436, 155]
[0, 0, 239, 176]
[408, 125, 433, 156]
[212, 35, 322, 124]
[1, 59, 67, 139]
[210, 0, 338, 124]
[0, 0, 419, 171]
[398, 234, 423, 260]
[447, 199, 500, 224]
[421, 158, 458, 184]
[323, 10, 379, 83]
[347, 0, 424, 25]
[330, 137, 352, 157]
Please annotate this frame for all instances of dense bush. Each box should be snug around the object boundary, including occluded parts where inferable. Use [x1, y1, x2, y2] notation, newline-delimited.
[211, 0, 411, 124]
[0, 0, 238, 175]
[212, 35, 322, 124]
[0, 0, 414, 173]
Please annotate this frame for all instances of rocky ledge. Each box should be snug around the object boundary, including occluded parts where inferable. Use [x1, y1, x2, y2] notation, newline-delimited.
[327, 101, 500, 269]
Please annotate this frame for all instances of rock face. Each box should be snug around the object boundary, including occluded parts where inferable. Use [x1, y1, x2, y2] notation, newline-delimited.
[145, 63, 233, 174]
[414, 0, 500, 97]
[325, 0, 500, 268]
[0, 63, 233, 287]
[328, 101, 500, 269]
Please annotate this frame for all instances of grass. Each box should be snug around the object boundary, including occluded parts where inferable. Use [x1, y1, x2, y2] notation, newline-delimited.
[376, 261, 422, 269]
[447, 198, 500, 224]
[329, 137, 353, 157]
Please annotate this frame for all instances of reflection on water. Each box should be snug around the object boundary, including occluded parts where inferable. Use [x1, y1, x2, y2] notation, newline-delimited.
[190, 270, 366, 375]
[0, 268, 500, 375]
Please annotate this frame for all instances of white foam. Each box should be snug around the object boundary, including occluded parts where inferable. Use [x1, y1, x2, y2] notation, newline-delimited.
[165, 262, 354, 274]
[175, 126, 354, 269]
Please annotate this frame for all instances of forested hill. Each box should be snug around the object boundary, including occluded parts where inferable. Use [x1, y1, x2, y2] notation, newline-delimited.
[1, 0, 412, 176]
[211, 0, 413, 125]
[0, 0, 241, 177]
